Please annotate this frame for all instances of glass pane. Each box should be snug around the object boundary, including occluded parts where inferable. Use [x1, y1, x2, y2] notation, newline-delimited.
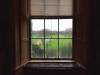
[45, 39, 58, 58]
[31, 19, 44, 38]
[59, 39, 72, 58]
[31, 39, 44, 58]
[59, 19, 72, 38]
[45, 19, 58, 38]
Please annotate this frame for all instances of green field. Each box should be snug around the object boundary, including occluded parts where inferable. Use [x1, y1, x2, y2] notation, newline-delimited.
[31, 36, 72, 49]
[31, 34, 72, 38]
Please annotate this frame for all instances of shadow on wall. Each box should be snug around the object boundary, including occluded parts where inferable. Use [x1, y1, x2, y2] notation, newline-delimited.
[0, 16, 12, 74]
[0, 0, 14, 74]
[86, 16, 100, 75]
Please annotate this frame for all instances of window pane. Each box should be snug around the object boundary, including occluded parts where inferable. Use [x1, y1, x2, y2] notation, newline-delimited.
[31, 39, 44, 58]
[45, 39, 58, 58]
[59, 19, 72, 38]
[59, 39, 72, 58]
[45, 19, 58, 38]
[31, 19, 44, 38]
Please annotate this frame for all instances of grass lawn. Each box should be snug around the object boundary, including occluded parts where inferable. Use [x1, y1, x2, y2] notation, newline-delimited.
[31, 34, 72, 50]
[59, 39, 72, 46]
[46, 39, 58, 49]
[32, 34, 58, 38]
[45, 35, 58, 38]
[59, 35, 72, 38]
[31, 38, 72, 49]
[32, 34, 72, 38]
[31, 35, 44, 38]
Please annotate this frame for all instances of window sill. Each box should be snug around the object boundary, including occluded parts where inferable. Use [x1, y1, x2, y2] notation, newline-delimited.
[28, 60, 76, 62]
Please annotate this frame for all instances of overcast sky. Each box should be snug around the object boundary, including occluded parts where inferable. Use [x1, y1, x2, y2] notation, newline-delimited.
[31, 19, 72, 31]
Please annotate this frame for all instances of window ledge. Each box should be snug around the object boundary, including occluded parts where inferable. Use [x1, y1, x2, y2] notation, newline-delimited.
[28, 60, 76, 62]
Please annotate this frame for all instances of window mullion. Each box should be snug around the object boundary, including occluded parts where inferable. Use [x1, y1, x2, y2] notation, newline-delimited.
[58, 19, 59, 59]
[44, 19, 45, 59]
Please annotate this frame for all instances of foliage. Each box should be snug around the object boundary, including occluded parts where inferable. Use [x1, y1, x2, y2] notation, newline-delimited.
[64, 28, 72, 38]
[45, 48, 58, 58]
[59, 41, 72, 58]
[45, 41, 50, 48]
[31, 51, 36, 57]
[31, 44, 44, 58]
[67, 42, 72, 58]
[45, 40, 58, 58]
[31, 21, 33, 37]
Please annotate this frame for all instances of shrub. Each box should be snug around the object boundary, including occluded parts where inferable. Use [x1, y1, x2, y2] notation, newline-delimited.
[67, 42, 72, 58]
[59, 41, 72, 58]
[31, 44, 44, 58]
[45, 48, 58, 58]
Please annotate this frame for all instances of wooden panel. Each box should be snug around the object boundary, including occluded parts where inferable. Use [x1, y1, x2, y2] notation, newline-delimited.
[82, 0, 88, 67]
[20, 16, 29, 64]
[74, 10, 84, 65]
[15, 24, 20, 67]
[75, 0, 84, 16]
[21, 42, 28, 64]
[20, 0, 27, 14]
[74, 41, 83, 64]
[74, 0, 88, 68]
[20, 0, 29, 65]
[15, 0, 20, 68]
[21, 38, 29, 42]
[75, 15, 83, 38]
[21, 18, 28, 38]
[14, 66, 24, 75]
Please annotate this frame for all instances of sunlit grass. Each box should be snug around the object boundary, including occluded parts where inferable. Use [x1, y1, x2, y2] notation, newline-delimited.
[59, 35, 72, 38]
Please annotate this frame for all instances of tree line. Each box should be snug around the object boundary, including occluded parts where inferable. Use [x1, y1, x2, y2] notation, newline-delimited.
[32, 28, 72, 38]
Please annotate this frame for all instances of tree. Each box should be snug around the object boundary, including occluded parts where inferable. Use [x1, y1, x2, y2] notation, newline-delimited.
[64, 28, 72, 38]
[59, 31, 65, 35]
[52, 30, 58, 35]
[31, 21, 34, 37]
[45, 28, 52, 37]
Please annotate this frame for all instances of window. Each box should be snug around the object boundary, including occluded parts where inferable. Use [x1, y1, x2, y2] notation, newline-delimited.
[31, 19, 73, 59]
[30, 0, 74, 59]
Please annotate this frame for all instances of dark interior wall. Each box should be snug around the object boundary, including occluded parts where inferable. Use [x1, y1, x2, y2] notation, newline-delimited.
[0, 0, 15, 75]
[86, 0, 100, 75]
